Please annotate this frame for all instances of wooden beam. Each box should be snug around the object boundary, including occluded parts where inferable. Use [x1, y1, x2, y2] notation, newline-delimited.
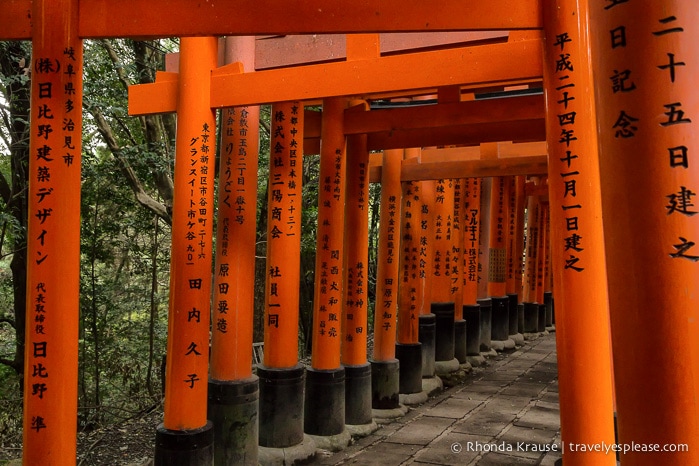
[366, 118, 545, 151]
[254, 32, 509, 69]
[1, 0, 31, 40]
[210, 38, 542, 107]
[75, 0, 541, 39]
[129, 38, 542, 114]
[401, 155, 548, 181]
[344, 94, 544, 134]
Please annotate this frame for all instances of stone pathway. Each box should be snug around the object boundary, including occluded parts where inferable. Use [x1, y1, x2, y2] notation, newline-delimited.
[317, 333, 561, 466]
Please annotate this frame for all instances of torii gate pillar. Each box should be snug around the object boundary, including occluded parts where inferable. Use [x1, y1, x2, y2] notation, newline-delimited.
[591, 1, 699, 463]
[23, 1, 82, 463]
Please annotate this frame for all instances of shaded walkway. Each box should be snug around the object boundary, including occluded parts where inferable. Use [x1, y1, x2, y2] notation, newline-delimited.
[319, 333, 560, 465]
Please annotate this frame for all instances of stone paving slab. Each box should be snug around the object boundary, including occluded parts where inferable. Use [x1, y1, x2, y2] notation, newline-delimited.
[385, 416, 457, 446]
[320, 333, 560, 466]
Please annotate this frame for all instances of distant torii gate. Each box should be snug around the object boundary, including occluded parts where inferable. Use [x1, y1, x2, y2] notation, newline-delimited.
[3, 0, 698, 465]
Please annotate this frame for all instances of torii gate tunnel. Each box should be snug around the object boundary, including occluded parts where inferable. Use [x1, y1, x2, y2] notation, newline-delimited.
[2, 0, 698, 465]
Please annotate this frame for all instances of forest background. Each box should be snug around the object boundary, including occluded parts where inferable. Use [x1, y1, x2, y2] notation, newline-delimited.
[0, 38, 382, 459]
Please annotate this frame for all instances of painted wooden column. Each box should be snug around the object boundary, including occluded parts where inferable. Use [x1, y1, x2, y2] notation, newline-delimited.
[418, 178, 437, 377]
[589, 1, 699, 463]
[23, 1, 82, 463]
[431, 178, 458, 368]
[208, 36, 259, 466]
[305, 97, 350, 447]
[487, 176, 514, 351]
[521, 187, 540, 336]
[156, 37, 217, 465]
[257, 102, 314, 461]
[543, 2, 617, 464]
[460, 177, 485, 365]
[342, 102, 374, 431]
[505, 176, 524, 343]
[535, 201, 549, 333]
[452, 179, 468, 364]
[371, 148, 403, 410]
[396, 149, 424, 395]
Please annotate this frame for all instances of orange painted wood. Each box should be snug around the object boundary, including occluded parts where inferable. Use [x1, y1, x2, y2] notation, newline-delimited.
[590, 2, 699, 463]
[345, 94, 544, 135]
[343, 104, 371, 366]
[1, 0, 32, 40]
[162, 37, 217, 431]
[22, 0, 81, 462]
[513, 176, 526, 299]
[543, 3, 617, 463]
[76, 0, 542, 39]
[346, 34, 380, 61]
[263, 102, 305, 368]
[129, 40, 542, 115]
[210, 37, 258, 381]
[452, 179, 464, 319]
[535, 202, 547, 304]
[254, 32, 509, 70]
[311, 98, 347, 370]
[505, 177, 518, 294]
[461, 178, 482, 306]
[209, 39, 543, 108]
[430, 179, 457, 303]
[487, 177, 510, 297]
[373, 149, 402, 361]
[397, 152, 422, 344]
[521, 192, 539, 303]
[401, 155, 548, 182]
[418, 179, 436, 314]
[367, 119, 545, 151]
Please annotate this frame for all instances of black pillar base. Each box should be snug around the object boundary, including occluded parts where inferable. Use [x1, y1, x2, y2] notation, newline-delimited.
[304, 367, 345, 436]
[396, 343, 423, 394]
[490, 296, 510, 342]
[432, 302, 455, 362]
[371, 359, 400, 409]
[464, 304, 481, 356]
[154, 421, 214, 466]
[537, 304, 547, 333]
[418, 314, 436, 377]
[523, 302, 539, 334]
[258, 364, 305, 448]
[518, 303, 525, 334]
[344, 363, 372, 426]
[507, 293, 519, 336]
[544, 291, 554, 327]
[477, 298, 492, 352]
[208, 376, 258, 466]
[454, 319, 468, 363]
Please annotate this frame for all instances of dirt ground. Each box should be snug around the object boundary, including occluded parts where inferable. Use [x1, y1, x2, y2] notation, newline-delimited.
[0, 408, 161, 466]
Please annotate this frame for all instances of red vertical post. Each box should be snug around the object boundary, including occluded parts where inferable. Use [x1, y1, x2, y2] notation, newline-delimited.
[156, 36, 217, 465]
[487, 176, 514, 350]
[371, 148, 403, 410]
[418, 179, 437, 377]
[590, 1, 699, 463]
[208, 36, 260, 466]
[258, 102, 311, 459]
[505, 176, 523, 342]
[461, 178, 485, 363]
[396, 149, 425, 395]
[305, 97, 350, 446]
[431, 178, 458, 369]
[343, 101, 374, 429]
[543, 2, 617, 463]
[521, 189, 540, 336]
[23, 1, 82, 463]
[372, 149, 402, 363]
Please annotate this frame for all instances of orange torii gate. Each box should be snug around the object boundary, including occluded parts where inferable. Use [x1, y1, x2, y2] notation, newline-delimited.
[4, 1, 698, 465]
